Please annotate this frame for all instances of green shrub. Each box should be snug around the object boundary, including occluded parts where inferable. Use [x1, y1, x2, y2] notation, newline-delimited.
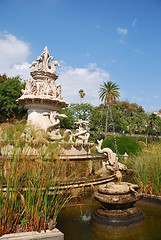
[102, 135, 142, 155]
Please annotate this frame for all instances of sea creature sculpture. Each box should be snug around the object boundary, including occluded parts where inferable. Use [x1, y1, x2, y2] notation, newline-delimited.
[96, 139, 127, 171]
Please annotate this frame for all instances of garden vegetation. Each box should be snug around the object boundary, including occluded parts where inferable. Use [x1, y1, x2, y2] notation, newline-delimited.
[0, 123, 73, 236]
[0, 74, 161, 235]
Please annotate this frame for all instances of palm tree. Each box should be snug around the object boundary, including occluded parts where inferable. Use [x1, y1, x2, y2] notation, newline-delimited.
[99, 81, 120, 138]
[79, 89, 85, 103]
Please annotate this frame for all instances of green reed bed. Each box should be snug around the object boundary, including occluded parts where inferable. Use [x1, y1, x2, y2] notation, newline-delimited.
[0, 153, 72, 236]
[129, 142, 161, 195]
[0, 124, 74, 236]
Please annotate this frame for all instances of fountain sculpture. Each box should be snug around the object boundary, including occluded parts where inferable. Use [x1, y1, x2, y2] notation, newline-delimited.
[17, 46, 68, 140]
[94, 139, 144, 225]
[16, 46, 94, 159]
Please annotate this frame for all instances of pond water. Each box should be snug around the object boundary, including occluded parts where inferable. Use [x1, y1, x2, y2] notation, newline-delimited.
[57, 197, 161, 240]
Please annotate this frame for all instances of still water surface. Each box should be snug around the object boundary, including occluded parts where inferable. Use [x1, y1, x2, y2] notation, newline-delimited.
[57, 198, 161, 240]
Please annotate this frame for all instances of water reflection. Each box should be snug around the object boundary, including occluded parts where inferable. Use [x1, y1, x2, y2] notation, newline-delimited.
[57, 198, 161, 240]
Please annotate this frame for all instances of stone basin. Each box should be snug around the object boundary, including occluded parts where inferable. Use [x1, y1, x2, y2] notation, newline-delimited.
[93, 181, 144, 225]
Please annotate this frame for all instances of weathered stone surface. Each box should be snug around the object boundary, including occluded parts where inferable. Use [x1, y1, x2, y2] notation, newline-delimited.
[98, 183, 130, 195]
[93, 181, 144, 225]
[98, 182, 139, 195]
[96, 139, 127, 171]
[0, 228, 64, 240]
[96, 207, 142, 218]
[17, 46, 68, 135]
[95, 191, 142, 205]
[92, 208, 145, 226]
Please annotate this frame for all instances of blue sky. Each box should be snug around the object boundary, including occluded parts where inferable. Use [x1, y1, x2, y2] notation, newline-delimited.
[0, 0, 161, 112]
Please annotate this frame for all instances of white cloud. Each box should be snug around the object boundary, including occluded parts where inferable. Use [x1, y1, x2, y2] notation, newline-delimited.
[131, 96, 143, 102]
[153, 95, 160, 99]
[134, 48, 145, 54]
[8, 62, 31, 80]
[117, 27, 128, 36]
[119, 39, 125, 45]
[0, 32, 30, 79]
[57, 63, 110, 105]
[111, 59, 116, 64]
[84, 52, 90, 58]
[0, 32, 111, 105]
[116, 27, 128, 44]
[132, 18, 137, 27]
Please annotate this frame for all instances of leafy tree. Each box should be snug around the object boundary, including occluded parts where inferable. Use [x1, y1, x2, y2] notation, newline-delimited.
[0, 75, 26, 122]
[90, 104, 106, 132]
[99, 81, 120, 138]
[155, 116, 161, 136]
[60, 103, 94, 129]
[69, 103, 94, 121]
[60, 107, 75, 129]
[114, 100, 144, 117]
[109, 106, 129, 133]
[146, 113, 160, 140]
[0, 74, 7, 83]
[79, 89, 85, 103]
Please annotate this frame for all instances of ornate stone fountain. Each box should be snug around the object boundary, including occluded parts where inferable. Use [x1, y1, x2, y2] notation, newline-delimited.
[93, 140, 144, 225]
[17, 46, 68, 140]
[16, 46, 94, 159]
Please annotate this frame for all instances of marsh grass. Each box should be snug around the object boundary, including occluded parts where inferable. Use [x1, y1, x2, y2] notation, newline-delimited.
[0, 123, 76, 236]
[0, 152, 73, 236]
[128, 142, 161, 195]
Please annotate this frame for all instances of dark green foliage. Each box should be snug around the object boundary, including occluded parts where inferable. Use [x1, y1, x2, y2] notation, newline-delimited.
[70, 103, 93, 121]
[114, 100, 145, 116]
[90, 104, 106, 132]
[60, 103, 94, 129]
[102, 135, 142, 155]
[0, 75, 27, 122]
[60, 107, 75, 129]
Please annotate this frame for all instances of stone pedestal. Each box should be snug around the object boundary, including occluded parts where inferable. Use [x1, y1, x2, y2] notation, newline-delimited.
[93, 182, 144, 226]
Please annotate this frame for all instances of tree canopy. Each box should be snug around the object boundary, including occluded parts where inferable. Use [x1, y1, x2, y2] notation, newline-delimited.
[0, 74, 161, 139]
[0, 75, 27, 122]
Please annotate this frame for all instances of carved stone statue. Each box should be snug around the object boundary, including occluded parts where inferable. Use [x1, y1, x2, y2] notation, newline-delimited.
[73, 119, 90, 146]
[56, 85, 62, 100]
[17, 46, 68, 134]
[20, 46, 63, 101]
[22, 79, 35, 95]
[96, 139, 127, 172]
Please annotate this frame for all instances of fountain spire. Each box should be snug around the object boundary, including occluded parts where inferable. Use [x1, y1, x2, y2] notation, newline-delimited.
[17, 46, 68, 137]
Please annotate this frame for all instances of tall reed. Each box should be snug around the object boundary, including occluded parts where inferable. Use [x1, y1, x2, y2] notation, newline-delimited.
[0, 123, 73, 236]
[129, 142, 161, 195]
[0, 151, 72, 235]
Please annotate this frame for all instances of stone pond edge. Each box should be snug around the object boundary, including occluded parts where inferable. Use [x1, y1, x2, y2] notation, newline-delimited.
[0, 228, 64, 240]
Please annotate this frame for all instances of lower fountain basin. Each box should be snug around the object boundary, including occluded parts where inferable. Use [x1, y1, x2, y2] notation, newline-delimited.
[93, 206, 145, 226]
[57, 196, 161, 240]
[94, 181, 144, 226]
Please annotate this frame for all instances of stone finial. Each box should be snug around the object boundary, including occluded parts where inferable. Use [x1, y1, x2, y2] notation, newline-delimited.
[30, 46, 61, 75]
